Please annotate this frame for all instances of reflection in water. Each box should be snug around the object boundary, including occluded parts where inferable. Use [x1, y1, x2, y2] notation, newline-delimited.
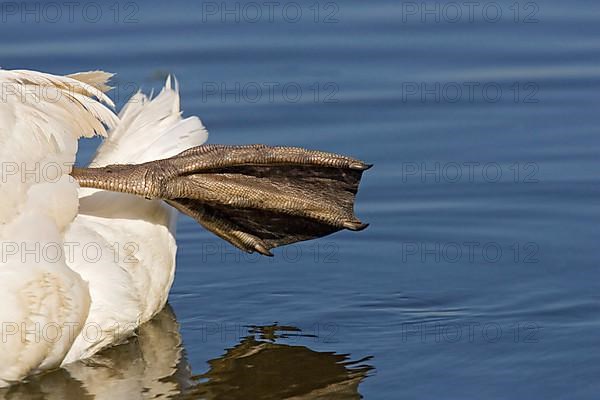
[186, 325, 373, 400]
[0, 307, 372, 399]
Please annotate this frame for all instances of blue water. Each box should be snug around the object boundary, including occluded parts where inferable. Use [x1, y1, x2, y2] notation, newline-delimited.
[1, 0, 599, 398]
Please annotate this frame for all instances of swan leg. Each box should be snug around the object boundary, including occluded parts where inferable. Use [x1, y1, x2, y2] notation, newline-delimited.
[71, 144, 371, 255]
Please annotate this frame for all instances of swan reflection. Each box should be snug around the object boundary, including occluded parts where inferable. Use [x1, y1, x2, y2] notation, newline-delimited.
[0, 307, 372, 399]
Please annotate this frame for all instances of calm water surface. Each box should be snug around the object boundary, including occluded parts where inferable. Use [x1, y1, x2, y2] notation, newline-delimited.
[1, 0, 599, 398]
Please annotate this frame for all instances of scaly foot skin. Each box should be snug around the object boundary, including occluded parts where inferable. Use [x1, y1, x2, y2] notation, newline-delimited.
[71, 144, 371, 255]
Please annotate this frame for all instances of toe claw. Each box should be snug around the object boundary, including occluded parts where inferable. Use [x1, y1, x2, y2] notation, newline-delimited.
[343, 221, 369, 231]
[255, 243, 274, 257]
[350, 162, 373, 171]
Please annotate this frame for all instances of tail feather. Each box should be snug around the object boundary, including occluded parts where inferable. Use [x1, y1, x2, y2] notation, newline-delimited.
[67, 71, 114, 93]
[6, 69, 115, 108]
[91, 76, 208, 167]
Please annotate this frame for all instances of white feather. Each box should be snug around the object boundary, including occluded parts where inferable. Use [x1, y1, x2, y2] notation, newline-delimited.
[0, 69, 208, 385]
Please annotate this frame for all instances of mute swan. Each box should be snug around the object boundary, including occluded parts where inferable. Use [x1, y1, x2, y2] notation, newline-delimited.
[0, 69, 369, 386]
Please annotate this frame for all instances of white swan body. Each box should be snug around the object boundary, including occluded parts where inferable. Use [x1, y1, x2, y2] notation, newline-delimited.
[0, 69, 207, 385]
